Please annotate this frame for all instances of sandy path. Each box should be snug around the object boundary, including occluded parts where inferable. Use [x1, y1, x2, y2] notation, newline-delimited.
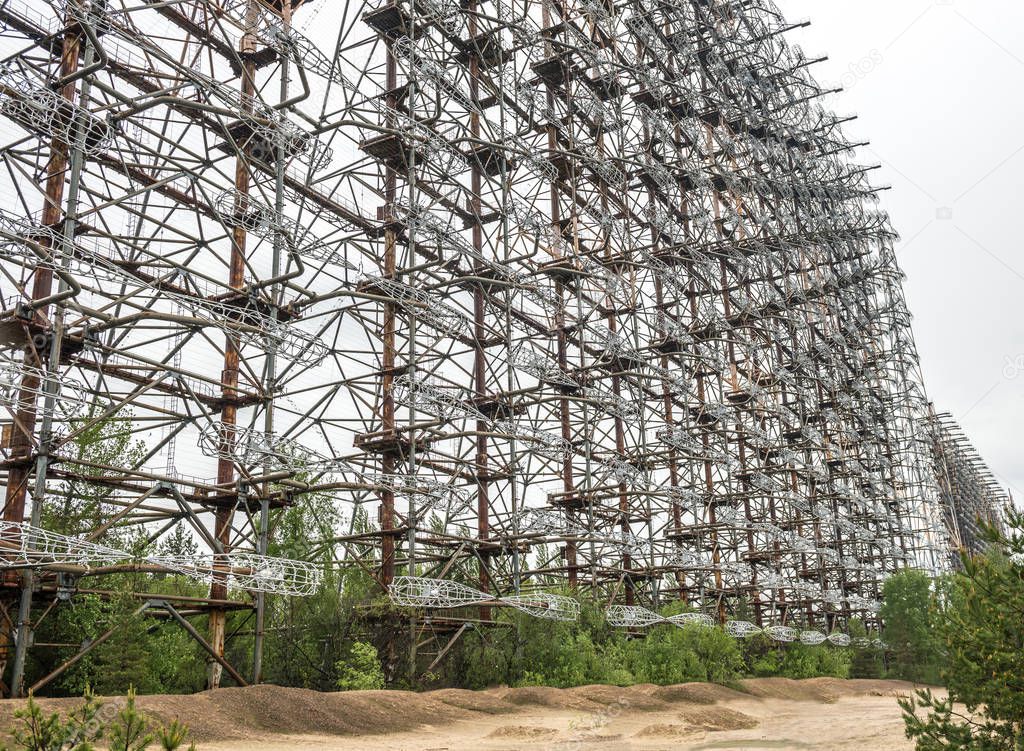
[198, 681, 926, 751]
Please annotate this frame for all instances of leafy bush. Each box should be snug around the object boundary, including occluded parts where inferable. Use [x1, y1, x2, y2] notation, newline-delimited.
[458, 598, 744, 689]
[746, 639, 851, 679]
[741, 633, 851, 680]
[336, 642, 385, 691]
[625, 622, 743, 685]
[900, 510, 1024, 750]
[458, 597, 614, 689]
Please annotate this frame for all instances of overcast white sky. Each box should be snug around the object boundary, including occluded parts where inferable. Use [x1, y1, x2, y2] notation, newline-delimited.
[775, 0, 1024, 503]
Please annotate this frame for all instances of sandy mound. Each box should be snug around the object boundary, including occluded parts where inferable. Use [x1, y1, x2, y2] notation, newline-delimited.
[0, 686, 473, 743]
[679, 706, 759, 731]
[495, 686, 600, 711]
[739, 677, 842, 703]
[431, 688, 519, 715]
[634, 723, 702, 738]
[651, 682, 750, 705]
[568, 684, 668, 710]
[0, 678, 919, 745]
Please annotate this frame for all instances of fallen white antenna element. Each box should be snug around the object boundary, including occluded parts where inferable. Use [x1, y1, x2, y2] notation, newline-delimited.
[604, 605, 716, 630]
[725, 620, 763, 638]
[827, 632, 852, 647]
[667, 612, 716, 628]
[604, 605, 666, 628]
[388, 576, 580, 622]
[763, 625, 799, 643]
[799, 630, 828, 646]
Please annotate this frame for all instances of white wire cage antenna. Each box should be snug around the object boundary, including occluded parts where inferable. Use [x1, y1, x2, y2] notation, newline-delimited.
[501, 592, 581, 622]
[388, 576, 486, 609]
[586, 386, 642, 422]
[0, 359, 96, 413]
[387, 577, 580, 622]
[197, 421, 345, 474]
[763, 625, 799, 643]
[516, 507, 587, 538]
[725, 620, 763, 638]
[596, 456, 647, 489]
[214, 552, 322, 596]
[145, 552, 322, 597]
[0, 523, 131, 569]
[492, 419, 574, 462]
[847, 595, 882, 614]
[827, 632, 852, 647]
[373, 474, 471, 516]
[717, 561, 754, 581]
[607, 529, 651, 559]
[359, 275, 467, 338]
[390, 374, 485, 423]
[508, 342, 579, 388]
[799, 630, 828, 646]
[604, 604, 664, 628]
[656, 424, 705, 456]
[666, 612, 716, 629]
[667, 548, 712, 570]
[0, 64, 115, 156]
[667, 487, 706, 514]
[394, 200, 530, 291]
[0, 217, 327, 371]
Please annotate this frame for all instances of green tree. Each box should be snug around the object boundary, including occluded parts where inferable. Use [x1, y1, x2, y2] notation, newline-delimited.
[900, 510, 1024, 750]
[336, 642, 385, 691]
[108, 689, 153, 751]
[744, 634, 851, 680]
[0, 688, 102, 751]
[880, 569, 943, 684]
[44, 407, 145, 542]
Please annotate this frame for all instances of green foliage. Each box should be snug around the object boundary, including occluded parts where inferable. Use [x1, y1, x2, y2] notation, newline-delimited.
[1, 689, 101, 751]
[108, 689, 153, 751]
[336, 642, 385, 691]
[45, 408, 146, 541]
[900, 510, 1024, 750]
[625, 622, 744, 685]
[155, 721, 188, 751]
[847, 619, 884, 679]
[741, 633, 851, 680]
[458, 597, 747, 689]
[1, 688, 192, 751]
[256, 489, 386, 691]
[880, 569, 944, 685]
[28, 591, 206, 697]
[459, 604, 607, 689]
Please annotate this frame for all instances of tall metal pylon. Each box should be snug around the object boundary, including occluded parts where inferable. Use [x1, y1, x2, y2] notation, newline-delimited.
[0, 0, 1008, 692]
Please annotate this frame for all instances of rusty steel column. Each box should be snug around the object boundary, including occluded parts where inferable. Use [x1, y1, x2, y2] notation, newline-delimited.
[466, 0, 492, 620]
[1, 9, 83, 694]
[378, 36, 400, 589]
[207, 0, 261, 690]
[2, 16, 82, 527]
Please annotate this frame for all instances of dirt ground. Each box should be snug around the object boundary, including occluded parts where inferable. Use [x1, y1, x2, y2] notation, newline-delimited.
[0, 678, 933, 751]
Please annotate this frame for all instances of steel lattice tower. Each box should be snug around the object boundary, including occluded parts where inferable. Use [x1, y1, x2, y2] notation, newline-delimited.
[0, 0, 1008, 693]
